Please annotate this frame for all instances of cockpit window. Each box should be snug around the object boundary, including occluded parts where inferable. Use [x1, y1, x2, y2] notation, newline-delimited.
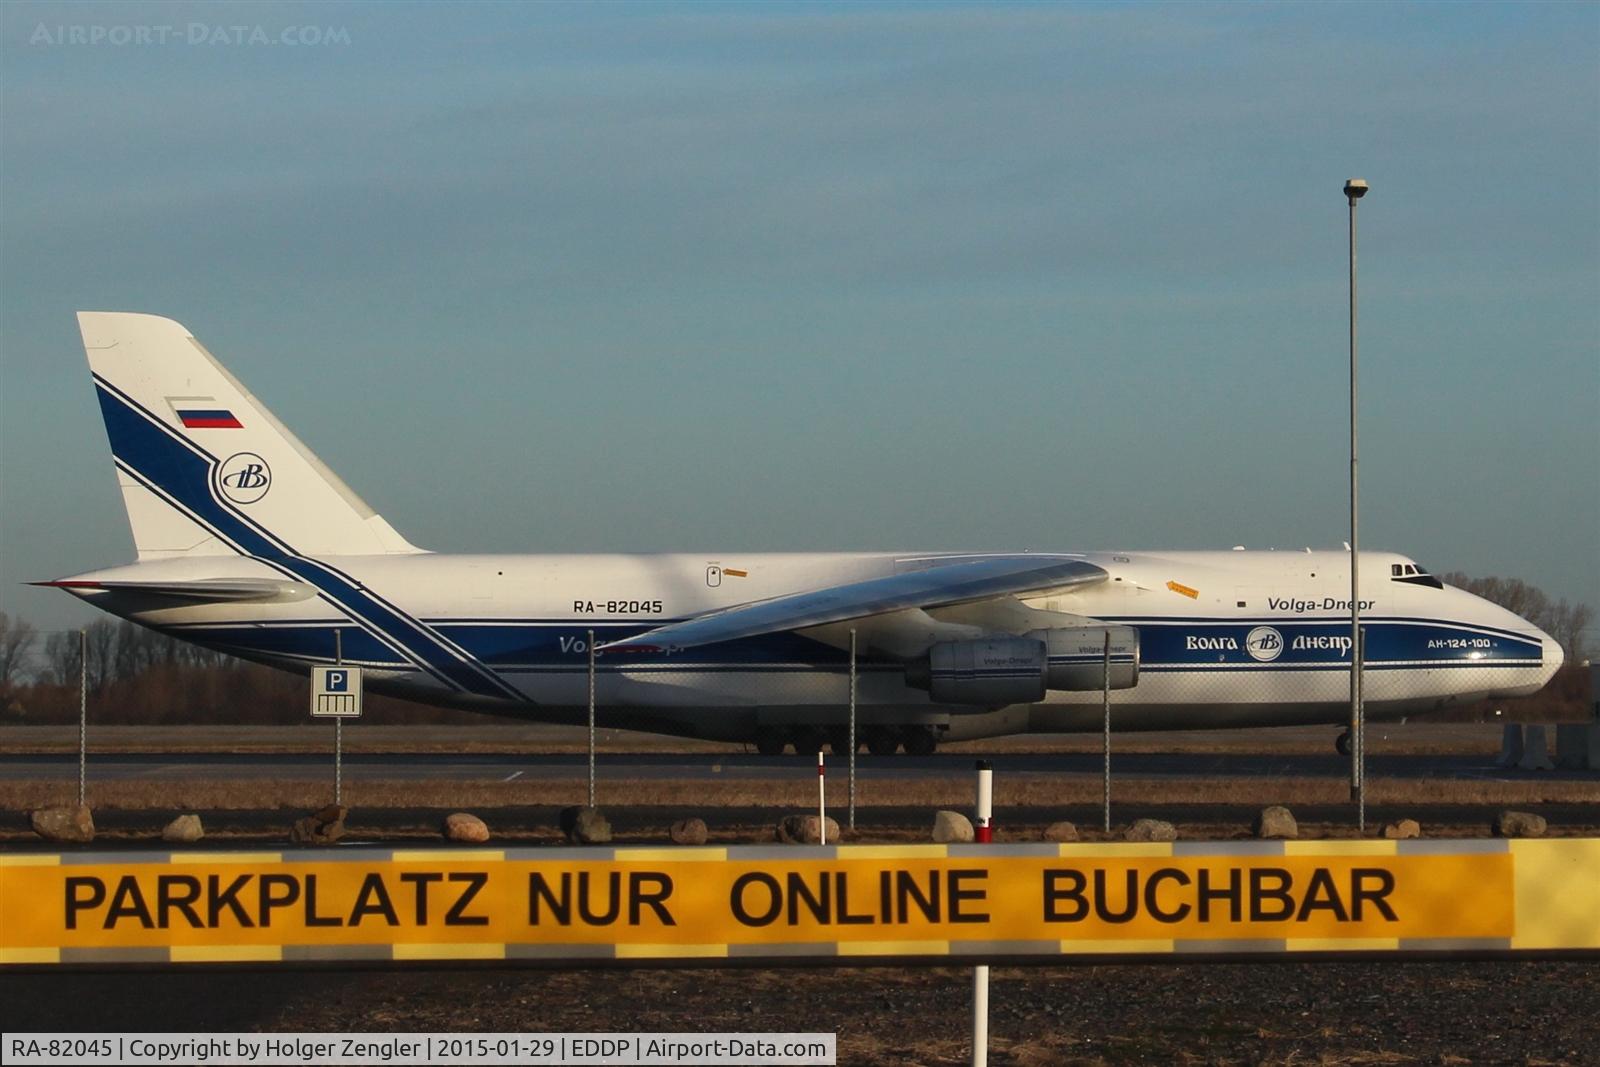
[1392, 561, 1443, 589]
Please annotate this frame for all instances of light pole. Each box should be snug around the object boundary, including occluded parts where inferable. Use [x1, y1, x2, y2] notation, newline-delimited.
[1345, 177, 1368, 830]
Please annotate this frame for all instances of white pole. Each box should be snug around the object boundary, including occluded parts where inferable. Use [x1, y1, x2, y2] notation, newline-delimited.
[975, 760, 993, 844]
[972, 759, 993, 1067]
[817, 750, 827, 845]
[848, 628, 857, 831]
[972, 963, 989, 1067]
[77, 628, 87, 808]
[1345, 179, 1368, 832]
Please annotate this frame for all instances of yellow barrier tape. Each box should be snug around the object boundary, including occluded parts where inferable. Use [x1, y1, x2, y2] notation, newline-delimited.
[1, 841, 1592, 963]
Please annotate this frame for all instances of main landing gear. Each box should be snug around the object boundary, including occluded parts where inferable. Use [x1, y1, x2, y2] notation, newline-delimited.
[1335, 729, 1352, 757]
[901, 727, 937, 757]
[865, 728, 900, 757]
[750, 725, 941, 756]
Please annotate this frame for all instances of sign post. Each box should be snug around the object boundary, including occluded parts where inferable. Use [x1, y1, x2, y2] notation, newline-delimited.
[77, 629, 87, 808]
[1102, 630, 1112, 833]
[310, 631, 362, 805]
[848, 628, 857, 831]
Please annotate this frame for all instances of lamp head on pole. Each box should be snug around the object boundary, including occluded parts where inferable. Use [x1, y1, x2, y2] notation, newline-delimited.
[1344, 178, 1369, 201]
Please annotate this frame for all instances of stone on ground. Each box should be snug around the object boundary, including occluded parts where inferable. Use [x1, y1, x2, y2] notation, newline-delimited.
[776, 814, 839, 844]
[161, 813, 204, 844]
[932, 810, 974, 843]
[1042, 821, 1079, 843]
[1383, 818, 1421, 840]
[669, 818, 708, 846]
[289, 804, 348, 845]
[443, 812, 490, 843]
[1254, 805, 1298, 839]
[1495, 810, 1547, 838]
[31, 805, 94, 844]
[560, 805, 612, 844]
[1124, 818, 1178, 843]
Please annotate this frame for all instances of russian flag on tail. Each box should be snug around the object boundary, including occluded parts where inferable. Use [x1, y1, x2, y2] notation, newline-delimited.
[175, 408, 242, 429]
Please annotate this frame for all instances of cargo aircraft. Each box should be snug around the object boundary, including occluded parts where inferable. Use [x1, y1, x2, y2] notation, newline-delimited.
[39, 313, 1563, 755]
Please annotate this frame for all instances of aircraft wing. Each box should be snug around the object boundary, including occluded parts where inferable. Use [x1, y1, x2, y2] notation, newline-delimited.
[598, 555, 1106, 654]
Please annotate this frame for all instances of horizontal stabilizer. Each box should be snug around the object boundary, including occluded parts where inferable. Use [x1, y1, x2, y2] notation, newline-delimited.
[32, 577, 315, 603]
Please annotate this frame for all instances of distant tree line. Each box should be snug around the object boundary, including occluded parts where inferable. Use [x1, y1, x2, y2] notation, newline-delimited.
[0, 613, 473, 726]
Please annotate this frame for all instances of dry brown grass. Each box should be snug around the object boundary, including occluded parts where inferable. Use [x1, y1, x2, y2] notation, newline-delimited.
[4, 770, 1595, 817]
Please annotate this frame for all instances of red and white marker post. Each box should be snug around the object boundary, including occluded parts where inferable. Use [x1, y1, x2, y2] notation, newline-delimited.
[972, 759, 993, 1067]
[975, 759, 994, 843]
[817, 750, 827, 846]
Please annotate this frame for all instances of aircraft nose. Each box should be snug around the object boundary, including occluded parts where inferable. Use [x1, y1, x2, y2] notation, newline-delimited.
[1537, 625, 1566, 683]
[1456, 585, 1565, 690]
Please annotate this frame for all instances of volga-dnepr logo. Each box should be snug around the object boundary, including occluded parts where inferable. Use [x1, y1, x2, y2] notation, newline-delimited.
[216, 452, 271, 504]
[1245, 626, 1285, 662]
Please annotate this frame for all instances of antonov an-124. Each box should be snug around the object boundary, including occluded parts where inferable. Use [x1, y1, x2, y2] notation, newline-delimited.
[39, 314, 1563, 755]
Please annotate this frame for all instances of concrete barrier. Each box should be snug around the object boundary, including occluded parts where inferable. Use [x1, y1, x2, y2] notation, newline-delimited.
[1496, 723, 1524, 769]
[1555, 723, 1599, 771]
[1518, 725, 1555, 771]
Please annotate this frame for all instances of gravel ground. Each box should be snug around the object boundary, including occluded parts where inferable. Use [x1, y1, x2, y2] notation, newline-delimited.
[4, 960, 1597, 1064]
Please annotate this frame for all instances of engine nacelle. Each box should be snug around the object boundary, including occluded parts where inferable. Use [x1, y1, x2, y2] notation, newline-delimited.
[1029, 626, 1139, 691]
[905, 626, 1140, 705]
[905, 637, 1048, 705]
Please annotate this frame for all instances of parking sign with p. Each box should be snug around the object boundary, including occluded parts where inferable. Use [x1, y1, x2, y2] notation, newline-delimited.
[311, 665, 363, 717]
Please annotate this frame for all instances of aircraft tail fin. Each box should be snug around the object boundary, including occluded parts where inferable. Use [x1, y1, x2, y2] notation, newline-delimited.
[78, 312, 423, 559]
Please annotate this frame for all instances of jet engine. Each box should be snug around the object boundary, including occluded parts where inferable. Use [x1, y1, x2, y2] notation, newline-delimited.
[904, 626, 1139, 705]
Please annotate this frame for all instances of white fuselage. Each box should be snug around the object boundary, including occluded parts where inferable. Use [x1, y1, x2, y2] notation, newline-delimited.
[67, 548, 1561, 744]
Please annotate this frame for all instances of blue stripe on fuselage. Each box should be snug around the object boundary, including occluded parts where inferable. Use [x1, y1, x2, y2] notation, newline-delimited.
[160, 616, 1542, 681]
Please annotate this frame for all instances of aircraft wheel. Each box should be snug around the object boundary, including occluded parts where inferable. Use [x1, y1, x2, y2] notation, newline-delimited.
[792, 729, 825, 756]
[865, 728, 900, 757]
[1335, 730, 1352, 757]
[754, 730, 787, 757]
[902, 727, 937, 757]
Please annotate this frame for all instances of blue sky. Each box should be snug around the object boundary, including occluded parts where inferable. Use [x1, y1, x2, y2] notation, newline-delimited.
[2, 1, 1596, 637]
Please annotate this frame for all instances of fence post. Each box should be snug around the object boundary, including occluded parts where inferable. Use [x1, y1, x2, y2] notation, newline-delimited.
[587, 629, 597, 808]
[77, 628, 87, 808]
[1102, 630, 1111, 834]
[848, 628, 857, 831]
[1354, 626, 1366, 832]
